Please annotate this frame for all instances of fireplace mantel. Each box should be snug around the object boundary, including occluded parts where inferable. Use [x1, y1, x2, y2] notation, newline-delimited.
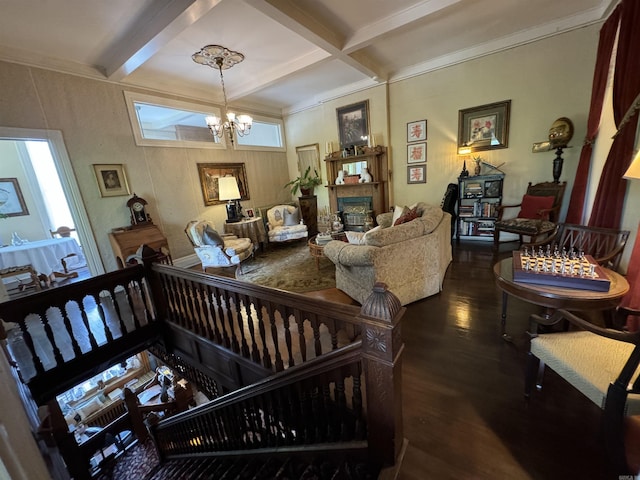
[324, 146, 389, 220]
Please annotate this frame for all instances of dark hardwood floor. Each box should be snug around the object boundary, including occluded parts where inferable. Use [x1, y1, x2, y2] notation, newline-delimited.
[396, 241, 612, 479]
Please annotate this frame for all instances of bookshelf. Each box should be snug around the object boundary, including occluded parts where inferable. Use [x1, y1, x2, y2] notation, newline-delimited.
[456, 173, 504, 241]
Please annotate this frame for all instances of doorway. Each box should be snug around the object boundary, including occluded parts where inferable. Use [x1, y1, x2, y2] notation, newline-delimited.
[0, 127, 104, 276]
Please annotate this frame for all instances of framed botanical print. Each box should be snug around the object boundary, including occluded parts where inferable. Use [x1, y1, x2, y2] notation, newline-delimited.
[197, 163, 249, 206]
[458, 100, 511, 152]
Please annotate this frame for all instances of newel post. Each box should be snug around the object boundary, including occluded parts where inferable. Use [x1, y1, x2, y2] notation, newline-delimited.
[357, 282, 405, 467]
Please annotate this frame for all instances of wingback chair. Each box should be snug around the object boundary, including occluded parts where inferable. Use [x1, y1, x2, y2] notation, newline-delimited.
[185, 220, 254, 272]
[493, 181, 566, 251]
[264, 204, 308, 243]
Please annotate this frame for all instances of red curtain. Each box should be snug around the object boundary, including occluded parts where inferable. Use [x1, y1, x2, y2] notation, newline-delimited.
[588, 0, 640, 229]
[565, 6, 620, 224]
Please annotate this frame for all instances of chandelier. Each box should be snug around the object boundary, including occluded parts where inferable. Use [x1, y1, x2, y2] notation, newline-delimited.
[192, 45, 252, 145]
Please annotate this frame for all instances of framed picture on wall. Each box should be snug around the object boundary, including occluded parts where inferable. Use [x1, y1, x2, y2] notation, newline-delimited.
[407, 120, 427, 143]
[0, 178, 29, 217]
[458, 100, 511, 152]
[336, 100, 370, 149]
[407, 143, 427, 164]
[93, 164, 130, 197]
[407, 165, 426, 184]
[197, 163, 249, 206]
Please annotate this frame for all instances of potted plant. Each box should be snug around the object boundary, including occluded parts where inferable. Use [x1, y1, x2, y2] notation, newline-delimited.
[284, 166, 322, 196]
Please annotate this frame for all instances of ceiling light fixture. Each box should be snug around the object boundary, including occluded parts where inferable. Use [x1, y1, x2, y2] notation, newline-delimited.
[192, 44, 252, 145]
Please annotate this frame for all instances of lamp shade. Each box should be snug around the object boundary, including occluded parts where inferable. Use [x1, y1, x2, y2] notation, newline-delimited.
[624, 150, 640, 180]
[218, 176, 241, 201]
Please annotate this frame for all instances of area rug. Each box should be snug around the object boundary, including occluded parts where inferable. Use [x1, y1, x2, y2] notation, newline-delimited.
[236, 241, 336, 293]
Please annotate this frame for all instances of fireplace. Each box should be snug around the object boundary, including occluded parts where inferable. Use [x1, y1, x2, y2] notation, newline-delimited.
[337, 197, 373, 232]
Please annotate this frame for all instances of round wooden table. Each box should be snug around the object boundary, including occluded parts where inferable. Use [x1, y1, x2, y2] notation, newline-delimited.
[493, 257, 629, 340]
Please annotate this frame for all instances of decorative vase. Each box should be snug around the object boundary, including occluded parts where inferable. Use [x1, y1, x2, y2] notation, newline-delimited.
[300, 187, 313, 197]
[474, 160, 481, 176]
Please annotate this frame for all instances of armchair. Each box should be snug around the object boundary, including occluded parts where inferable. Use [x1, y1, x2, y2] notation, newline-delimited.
[264, 204, 308, 243]
[493, 181, 566, 251]
[525, 308, 640, 475]
[185, 220, 253, 272]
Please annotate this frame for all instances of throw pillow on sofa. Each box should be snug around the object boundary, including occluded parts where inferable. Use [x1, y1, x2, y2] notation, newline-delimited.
[394, 207, 419, 226]
[391, 205, 409, 225]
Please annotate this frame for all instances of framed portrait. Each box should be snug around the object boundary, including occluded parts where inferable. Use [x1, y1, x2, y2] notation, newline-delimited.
[484, 180, 502, 198]
[246, 208, 255, 218]
[407, 143, 427, 164]
[407, 164, 426, 184]
[197, 163, 249, 206]
[458, 100, 511, 152]
[0, 178, 29, 217]
[407, 120, 427, 143]
[93, 164, 130, 197]
[336, 100, 369, 149]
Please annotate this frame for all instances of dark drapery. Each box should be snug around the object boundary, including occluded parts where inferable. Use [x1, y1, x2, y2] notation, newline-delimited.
[565, 6, 620, 224]
[588, 0, 640, 228]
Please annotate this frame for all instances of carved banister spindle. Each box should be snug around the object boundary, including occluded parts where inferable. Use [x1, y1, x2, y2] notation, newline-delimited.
[282, 310, 294, 368]
[358, 281, 405, 467]
[41, 310, 65, 367]
[213, 286, 230, 348]
[125, 281, 142, 330]
[77, 299, 99, 350]
[231, 291, 249, 357]
[253, 299, 272, 369]
[244, 296, 261, 363]
[205, 285, 222, 343]
[269, 303, 284, 371]
[94, 293, 113, 342]
[295, 311, 308, 362]
[108, 287, 128, 335]
[197, 283, 214, 340]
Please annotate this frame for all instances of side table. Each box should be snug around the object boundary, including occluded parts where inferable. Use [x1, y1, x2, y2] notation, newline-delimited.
[224, 217, 267, 252]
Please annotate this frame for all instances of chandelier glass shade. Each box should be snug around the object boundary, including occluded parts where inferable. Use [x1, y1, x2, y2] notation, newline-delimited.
[192, 45, 252, 145]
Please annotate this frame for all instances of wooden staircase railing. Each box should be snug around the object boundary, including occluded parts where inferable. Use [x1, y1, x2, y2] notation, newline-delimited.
[0, 254, 406, 479]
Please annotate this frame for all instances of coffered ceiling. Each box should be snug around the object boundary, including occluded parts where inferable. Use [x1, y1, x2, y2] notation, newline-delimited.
[0, 0, 617, 115]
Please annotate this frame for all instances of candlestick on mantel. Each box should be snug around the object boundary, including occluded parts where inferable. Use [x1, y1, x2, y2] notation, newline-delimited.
[326, 141, 332, 155]
[368, 134, 376, 148]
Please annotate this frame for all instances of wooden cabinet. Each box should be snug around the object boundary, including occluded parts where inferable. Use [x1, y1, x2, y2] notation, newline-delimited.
[298, 195, 318, 237]
[456, 173, 504, 241]
[108, 224, 171, 268]
[324, 146, 388, 226]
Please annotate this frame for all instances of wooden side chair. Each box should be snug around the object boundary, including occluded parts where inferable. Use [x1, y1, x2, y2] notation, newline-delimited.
[493, 181, 566, 251]
[523, 223, 631, 272]
[50, 226, 76, 238]
[525, 308, 640, 475]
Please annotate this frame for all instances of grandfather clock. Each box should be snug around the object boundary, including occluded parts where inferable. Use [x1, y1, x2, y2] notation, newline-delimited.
[298, 195, 318, 237]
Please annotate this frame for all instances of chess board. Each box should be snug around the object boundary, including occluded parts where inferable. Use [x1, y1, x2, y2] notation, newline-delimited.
[512, 251, 611, 292]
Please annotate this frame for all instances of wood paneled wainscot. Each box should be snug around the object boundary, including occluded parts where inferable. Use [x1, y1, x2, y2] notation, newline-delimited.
[325, 146, 389, 218]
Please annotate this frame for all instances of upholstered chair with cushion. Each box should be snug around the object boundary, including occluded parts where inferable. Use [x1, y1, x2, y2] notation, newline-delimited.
[493, 181, 566, 251]
[265, 204, 308, 243]
[185, 220, 254, 272]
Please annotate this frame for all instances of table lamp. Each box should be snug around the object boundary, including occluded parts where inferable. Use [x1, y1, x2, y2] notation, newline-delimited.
[218, 176, 242, 223]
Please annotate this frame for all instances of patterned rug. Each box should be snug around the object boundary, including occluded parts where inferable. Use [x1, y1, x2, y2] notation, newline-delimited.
[236, 241, 336, 293]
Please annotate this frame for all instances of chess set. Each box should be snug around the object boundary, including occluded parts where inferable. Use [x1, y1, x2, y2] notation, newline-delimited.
[512, 247, 611, 292]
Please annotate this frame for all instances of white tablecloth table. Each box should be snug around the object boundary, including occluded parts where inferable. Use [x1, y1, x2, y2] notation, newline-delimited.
[0, 237, 83, 276]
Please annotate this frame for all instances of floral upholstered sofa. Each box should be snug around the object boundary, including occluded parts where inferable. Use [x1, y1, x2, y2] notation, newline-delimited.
[323, 203, 452, 306]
